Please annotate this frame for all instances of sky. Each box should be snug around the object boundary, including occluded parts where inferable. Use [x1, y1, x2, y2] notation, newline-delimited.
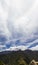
[0, 0, 38, 52]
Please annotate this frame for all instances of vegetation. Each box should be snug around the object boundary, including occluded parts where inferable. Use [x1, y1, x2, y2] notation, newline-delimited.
[0, 50, 38, 65]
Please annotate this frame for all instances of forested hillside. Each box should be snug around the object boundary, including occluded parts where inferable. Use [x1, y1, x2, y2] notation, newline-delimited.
[0, 50, 38, 65]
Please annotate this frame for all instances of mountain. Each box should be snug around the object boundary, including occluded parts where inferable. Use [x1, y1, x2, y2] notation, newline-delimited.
[0, 50, 38, 65]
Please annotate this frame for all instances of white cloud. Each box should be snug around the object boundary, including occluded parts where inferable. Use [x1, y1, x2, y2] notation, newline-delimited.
[0, 45, 6, 52]
[7, 0, 38, 38]
[5, 45, 28, 51]
[30, 45, 38, 51]
[27, 39, 38, 47]
[0, 0, 38, 51]
[0, 45, 6, 48]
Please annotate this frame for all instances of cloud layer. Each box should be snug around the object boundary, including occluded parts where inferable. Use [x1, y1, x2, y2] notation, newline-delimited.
[0, 0, 38, 52]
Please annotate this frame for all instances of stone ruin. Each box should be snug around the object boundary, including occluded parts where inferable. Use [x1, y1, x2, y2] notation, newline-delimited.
[29, 60, 38, 65]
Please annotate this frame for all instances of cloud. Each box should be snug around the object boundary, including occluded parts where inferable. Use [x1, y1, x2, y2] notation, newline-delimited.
[0, 44, 6, 52]
[30, 45, 38, 51]
[0, 0, 38, 52]
[5, 45, 28, 51]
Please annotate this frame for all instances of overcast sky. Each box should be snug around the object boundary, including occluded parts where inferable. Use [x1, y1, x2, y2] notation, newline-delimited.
[0, 0, 38, 52]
